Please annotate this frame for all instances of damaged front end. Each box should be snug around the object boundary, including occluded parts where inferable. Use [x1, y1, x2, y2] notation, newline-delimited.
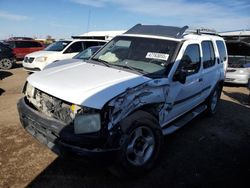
[17, 82, 120, 158]
[107, 78, 172, 131]
[18, 78, 172, 158]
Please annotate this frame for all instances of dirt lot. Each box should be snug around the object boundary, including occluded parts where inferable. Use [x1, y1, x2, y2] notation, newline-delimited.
[0, 63, 250, 188]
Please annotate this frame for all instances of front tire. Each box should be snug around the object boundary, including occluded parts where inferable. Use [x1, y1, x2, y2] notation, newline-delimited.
[110, 111, 163, 178]
[0, 58, 13, 70]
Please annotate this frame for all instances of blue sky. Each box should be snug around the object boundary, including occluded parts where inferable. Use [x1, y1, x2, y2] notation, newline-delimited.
[0, 0, 249, 39]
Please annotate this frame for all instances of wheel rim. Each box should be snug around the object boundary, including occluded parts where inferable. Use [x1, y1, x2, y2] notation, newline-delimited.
[126, 126, 155, 166]
[1, 59, 12, 69]
[211, 90, 218, 111]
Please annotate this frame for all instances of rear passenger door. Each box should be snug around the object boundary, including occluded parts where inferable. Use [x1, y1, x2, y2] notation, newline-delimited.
[201, 41, 220, 98]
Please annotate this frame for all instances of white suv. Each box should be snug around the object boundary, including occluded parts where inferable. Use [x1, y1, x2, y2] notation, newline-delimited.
[22, 39, 106, 72]
[18, 24, 227, 176]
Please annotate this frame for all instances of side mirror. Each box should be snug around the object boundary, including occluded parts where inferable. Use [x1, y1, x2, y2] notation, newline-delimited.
[173, 69, 187, 84]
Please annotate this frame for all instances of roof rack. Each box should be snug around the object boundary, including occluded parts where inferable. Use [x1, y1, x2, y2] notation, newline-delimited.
[185, 28, 218, 36]
[125, 24, 219, 38]
[125, 24, 189, 39]
[8, 37, 34, 41]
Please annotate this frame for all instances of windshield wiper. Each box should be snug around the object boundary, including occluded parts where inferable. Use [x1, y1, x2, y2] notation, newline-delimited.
[112, 64, 147, 74]
[91, 58, 110, 67]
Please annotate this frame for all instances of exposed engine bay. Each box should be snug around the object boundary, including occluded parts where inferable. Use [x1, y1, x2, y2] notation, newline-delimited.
[24, 82, 75, 124]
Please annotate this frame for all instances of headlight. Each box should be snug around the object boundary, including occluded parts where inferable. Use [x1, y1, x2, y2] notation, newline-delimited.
[36, 56, 48, 62]
[74, 113, 101, 134]
[25, 82, 35, 98]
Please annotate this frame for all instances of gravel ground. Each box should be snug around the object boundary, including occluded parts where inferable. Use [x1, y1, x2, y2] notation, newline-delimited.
[0, 63, 250, 188]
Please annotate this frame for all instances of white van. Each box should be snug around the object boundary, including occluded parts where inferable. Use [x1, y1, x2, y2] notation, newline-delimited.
[22, 39, 106, 72]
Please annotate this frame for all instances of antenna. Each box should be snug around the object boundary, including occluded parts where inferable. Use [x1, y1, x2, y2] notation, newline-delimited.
[86, 9, 91, 33]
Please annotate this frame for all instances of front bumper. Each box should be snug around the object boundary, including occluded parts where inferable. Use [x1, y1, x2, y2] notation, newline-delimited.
[17, 98, 119, 158]
[22, 60, 45, 72]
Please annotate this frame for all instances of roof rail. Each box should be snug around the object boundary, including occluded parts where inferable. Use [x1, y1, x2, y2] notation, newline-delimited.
[8, 37, 34, 41]
[125, 24, 189, 39]
[185, 28, 218, 36]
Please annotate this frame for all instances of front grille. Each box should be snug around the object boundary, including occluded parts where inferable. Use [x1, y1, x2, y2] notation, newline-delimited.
[24, 57, 35, 63]
[226, 69, 236, 73]
[26, 89, 73, 124]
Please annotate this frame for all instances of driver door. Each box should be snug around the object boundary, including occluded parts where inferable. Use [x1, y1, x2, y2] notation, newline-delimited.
[164, 41, 203, 123]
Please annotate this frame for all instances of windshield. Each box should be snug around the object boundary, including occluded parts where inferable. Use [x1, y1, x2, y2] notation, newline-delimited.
[92, 36, 178, 75]
[74, 46, 101, 60]
[226, 42, 250, 68]
[44, 41, 71, 51]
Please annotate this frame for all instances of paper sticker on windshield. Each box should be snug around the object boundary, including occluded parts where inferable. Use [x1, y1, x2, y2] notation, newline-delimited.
[146, 52, 169, 61]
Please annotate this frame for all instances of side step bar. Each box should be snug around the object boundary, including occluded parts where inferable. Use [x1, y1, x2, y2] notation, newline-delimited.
[162, 104, 207, 135]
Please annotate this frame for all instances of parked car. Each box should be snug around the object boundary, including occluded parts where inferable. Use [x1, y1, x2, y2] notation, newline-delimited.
[5, 39, 44, 59]
[225, 41, 250, 85]
[0, 42, 16, 69]
[17, 24, 227, 177]
[22, 40, 106, 72]
[43, 46, 103, 70]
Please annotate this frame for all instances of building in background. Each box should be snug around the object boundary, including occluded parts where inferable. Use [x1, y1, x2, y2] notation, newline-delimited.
[72, 30, 126, 40]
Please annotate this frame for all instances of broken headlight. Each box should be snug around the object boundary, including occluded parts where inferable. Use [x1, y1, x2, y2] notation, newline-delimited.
[74, 113, 101, 134]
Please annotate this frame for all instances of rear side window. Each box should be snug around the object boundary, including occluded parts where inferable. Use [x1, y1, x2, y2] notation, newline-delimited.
[64, 42, 83, 53]
[216, 40, 227, 63]
[15, 41, 43, 48]
[85, 41, 101, 49]
[202, 41, 215, 69]
[177, 44, 201, 76]
[31, 41, 43, 47]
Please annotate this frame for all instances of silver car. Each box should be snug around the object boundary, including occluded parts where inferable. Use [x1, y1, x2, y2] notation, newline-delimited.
[225, 41, 250, 85]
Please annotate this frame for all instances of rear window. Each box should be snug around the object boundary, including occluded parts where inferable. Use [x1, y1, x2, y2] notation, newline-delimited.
[216, 40, 227, 63]
[226, 42, 250, 56]
[226, 41, 250, 68]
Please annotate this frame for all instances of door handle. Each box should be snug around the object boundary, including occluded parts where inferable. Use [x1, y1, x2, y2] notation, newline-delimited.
[198, 78, 203, 82]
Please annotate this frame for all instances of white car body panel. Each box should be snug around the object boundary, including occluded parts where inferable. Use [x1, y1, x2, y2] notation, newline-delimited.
[27, 62, 150, 109]
[43, 58, 80, 70]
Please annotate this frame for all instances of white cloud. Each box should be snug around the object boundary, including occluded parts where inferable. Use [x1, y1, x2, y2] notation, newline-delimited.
[70, 0, 250, 30]
[0, 10, 30, 21]
[70, 0, 107, 7]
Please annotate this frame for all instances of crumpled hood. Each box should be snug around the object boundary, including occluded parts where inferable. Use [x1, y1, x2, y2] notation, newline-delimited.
[28, 62, 151, 109]
[26, 50, 60, 57]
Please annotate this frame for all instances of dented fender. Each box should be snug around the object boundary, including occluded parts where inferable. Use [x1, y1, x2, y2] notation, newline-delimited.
[107, 78, 175, 130]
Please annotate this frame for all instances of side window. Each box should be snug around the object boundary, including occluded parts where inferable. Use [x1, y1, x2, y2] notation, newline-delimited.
[202, 41, 215, 68]
[8, 41, 15, 48]
[85, 42, 100, 49]
[216, 40, 227, 63]
[98, 42, 106, 46]
[64, 42, 83, 53]
[30, 41, 42, 47]
[176, 44, 201, 76]
[15, 41, 26, 48]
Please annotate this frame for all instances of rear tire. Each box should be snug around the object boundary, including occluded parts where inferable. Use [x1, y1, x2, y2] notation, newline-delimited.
[0, 58, 13, 70]
[110, 111, 163, 178]
[206, 85, 221, 116]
